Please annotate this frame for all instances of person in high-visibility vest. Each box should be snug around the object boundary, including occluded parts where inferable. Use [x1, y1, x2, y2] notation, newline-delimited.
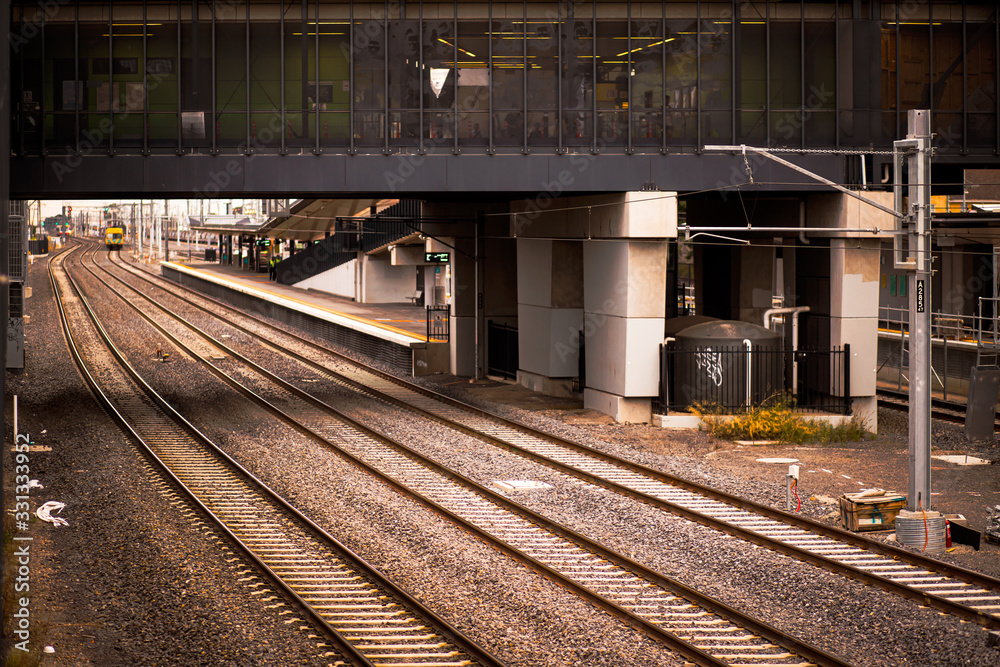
[269, 254, 277, 281]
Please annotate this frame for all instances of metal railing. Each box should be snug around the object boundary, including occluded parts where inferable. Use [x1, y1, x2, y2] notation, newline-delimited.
[877, 304, 1000, 400]
[658, 345, 851, 415]
[878, 305, 986, 342]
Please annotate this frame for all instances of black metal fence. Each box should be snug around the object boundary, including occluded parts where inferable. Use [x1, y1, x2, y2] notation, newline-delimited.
[487, 321, 518, 379]
[658, 344, 851, 415]
[28, 237, 49, 255]
[427, 306, 450, 342]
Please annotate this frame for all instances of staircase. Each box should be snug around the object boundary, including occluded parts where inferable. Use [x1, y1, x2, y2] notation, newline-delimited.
[274, 235, 354, 285]
[274, 200, 421, 285]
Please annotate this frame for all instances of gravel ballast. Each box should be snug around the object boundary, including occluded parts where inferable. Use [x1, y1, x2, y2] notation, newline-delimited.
[7, 247, 999, 667]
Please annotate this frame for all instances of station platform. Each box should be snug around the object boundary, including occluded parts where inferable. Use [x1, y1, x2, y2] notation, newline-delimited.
[159, 260, 449, 376]
[877, 328, 985, 405]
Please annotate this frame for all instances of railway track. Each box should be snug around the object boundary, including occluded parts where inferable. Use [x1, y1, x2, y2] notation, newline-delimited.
[108, 248, 1000, 635]
[75, 243, 855, 666]
[55, 242, 505, 667]
[877, 387, 996, 430]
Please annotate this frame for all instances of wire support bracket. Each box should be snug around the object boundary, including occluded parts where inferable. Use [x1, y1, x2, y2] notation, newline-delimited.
[705, 144, 905, 220]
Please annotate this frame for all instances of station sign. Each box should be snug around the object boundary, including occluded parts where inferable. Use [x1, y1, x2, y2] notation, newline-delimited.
[425, 252, 450, 263]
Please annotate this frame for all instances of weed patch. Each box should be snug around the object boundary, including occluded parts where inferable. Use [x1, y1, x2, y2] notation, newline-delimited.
[692, 399, 871, 444]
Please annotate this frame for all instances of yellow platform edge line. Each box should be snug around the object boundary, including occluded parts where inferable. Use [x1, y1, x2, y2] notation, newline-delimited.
[166, 262, 432, 343]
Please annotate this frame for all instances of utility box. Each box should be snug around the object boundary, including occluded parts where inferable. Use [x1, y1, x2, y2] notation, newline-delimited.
[839, 491, 906, 532]
[965, 367, 1000, 442]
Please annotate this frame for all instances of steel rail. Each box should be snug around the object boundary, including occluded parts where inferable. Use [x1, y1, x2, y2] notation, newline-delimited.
[877, 387, 1000, 431]
[59, 242, 505, 667]
[117, 250, 1000, 631]
[94, 246, 853, 667]
[48, 247, 365, 667]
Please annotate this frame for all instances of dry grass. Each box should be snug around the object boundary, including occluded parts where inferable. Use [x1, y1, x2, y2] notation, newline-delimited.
[692, 397, 871, 444]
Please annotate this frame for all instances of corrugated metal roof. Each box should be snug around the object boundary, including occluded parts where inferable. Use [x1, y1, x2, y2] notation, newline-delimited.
[191, 199, 396, 241]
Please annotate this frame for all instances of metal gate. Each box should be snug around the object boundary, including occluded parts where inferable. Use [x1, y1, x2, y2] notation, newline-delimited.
[427, 306, 450, 342]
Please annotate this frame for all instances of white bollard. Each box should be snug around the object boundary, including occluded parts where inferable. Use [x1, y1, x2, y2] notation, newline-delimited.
[785, 464, 800, 512]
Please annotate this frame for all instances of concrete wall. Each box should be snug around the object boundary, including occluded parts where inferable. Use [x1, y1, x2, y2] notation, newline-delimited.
[295, 257, 357, 299]
[517, 239, 584, 382]
[511, 191, 677, 239]
[449, 233, 479, 377]
[484, 237, 518, 323]
[390, 246, 426, 266]
[831, 238, 881, 399]
[582, 240, 666, 400]
[735, 244, 775, 324]
[363, 255, 418, 303]
[293, 254, 417, 303]
[808, 191, 896, 234]
[511, 192, 676, 420]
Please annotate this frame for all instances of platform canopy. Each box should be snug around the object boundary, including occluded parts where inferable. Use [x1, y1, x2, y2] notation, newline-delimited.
[191, 198, 397, 242]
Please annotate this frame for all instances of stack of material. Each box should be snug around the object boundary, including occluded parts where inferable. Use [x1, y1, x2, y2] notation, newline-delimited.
[895, 509, 947, 554]
[838, 488, 906, 532]
[986, 505, 1000, 545]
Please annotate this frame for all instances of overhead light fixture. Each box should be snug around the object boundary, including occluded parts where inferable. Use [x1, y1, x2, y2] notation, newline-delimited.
[438, 38, 477, 58]
[616, 38, 673, 57]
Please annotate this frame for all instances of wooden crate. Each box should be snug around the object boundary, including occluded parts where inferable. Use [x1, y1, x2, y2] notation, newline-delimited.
[839, 493, 907, 532]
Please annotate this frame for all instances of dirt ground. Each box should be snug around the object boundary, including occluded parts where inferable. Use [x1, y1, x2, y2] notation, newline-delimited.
[434, 377, 1000, 578]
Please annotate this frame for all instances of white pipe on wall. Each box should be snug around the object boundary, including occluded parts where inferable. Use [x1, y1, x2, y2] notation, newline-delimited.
[763, 306, 811, 394]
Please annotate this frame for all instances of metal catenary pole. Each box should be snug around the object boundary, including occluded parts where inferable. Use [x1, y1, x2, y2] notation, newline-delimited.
[707, 116, 933, 510]
[901, 109, 933, 511]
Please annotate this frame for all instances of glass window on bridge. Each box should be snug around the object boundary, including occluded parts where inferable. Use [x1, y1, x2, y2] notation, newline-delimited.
[10, 1, 998, 157]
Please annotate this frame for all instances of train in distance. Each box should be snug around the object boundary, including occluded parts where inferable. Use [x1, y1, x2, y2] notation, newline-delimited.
[105, 226, 125, 249]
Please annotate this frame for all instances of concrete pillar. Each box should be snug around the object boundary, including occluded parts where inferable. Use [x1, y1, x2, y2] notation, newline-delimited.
[735, 244, 776, 323]
[421, 202, 514, 378]
[810, 191, 893, 432]
[450, 234, 478, 377]
[582, 239, 667, 423]
[508, 191, 676, 421]
[830, 237, 881, 431]
[516, 239, 584, 396]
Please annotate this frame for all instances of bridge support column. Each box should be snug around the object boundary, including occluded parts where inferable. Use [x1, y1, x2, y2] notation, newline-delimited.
[516, 239, 583, 396]
[809, 192, 892, 433]
[511, 191, 676, 422]
[449, 234, 479, 377]
[581, 239, 667, 423]
[830, 236, 881, 432]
